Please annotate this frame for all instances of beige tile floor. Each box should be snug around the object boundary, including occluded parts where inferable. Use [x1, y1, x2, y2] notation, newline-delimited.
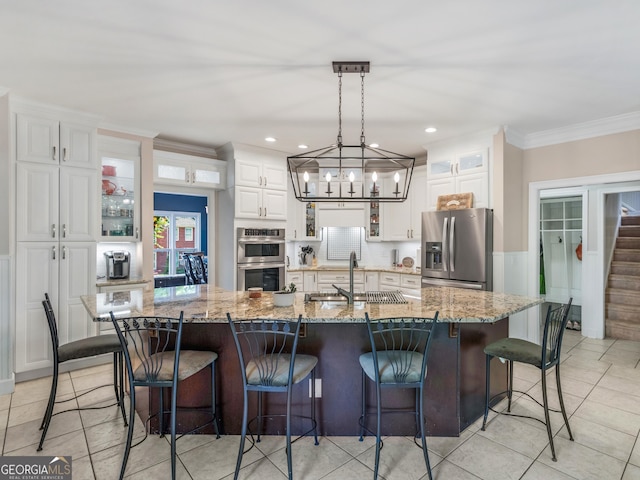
[3, 330, 640, 479]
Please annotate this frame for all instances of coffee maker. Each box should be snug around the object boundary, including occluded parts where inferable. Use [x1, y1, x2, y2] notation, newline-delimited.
[105, 251, 131, 279]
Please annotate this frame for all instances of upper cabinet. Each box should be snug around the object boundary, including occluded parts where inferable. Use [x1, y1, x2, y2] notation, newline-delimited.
[99, 136, 142, 241]
[16, 110, 98, 242]
[16, 113, 97, 169]
[382, 166, 427, 241]
[235, 152, 288, 191]
[217, 143, 288, 221]
[153, 150, 226, 189]
[426, 149, 489, 211]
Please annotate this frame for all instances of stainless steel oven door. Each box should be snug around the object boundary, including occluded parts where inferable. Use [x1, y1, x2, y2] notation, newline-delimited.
[237, 227, 286, 264]
[237, 262, 285, 292]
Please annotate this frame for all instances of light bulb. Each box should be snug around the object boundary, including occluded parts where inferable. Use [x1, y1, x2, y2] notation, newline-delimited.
[325, 172, 331, 183]
[372, 171, 377, 182]
[303, 171, 309, 182]
[394, 172, 400, 183]
[349, 171, 355, 182]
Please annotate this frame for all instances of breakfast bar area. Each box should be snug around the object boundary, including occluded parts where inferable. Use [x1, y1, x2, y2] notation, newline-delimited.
[82, 285, 542, 437]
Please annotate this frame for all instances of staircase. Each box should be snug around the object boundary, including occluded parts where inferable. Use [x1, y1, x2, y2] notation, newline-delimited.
[606, 215, 640, 340]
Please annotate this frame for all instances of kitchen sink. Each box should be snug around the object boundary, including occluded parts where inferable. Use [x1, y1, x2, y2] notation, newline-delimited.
[304, 291, 407, 304]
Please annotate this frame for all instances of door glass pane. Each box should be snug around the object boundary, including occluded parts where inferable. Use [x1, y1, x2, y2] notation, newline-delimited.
[458, 153, 484, 171]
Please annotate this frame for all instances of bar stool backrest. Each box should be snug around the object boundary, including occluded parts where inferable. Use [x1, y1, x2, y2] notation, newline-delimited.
[364, 313, 438, 385]
[111, 314, 184, 389]
[541, 298, 573, 370]
[227, 316, 303, 390]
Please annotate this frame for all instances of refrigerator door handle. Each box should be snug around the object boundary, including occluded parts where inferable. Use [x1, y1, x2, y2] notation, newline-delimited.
[442, 217, 448, 272]
[450, 216, 456, 272]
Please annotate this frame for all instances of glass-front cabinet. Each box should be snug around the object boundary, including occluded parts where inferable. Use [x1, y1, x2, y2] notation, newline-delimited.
[366, 182, 381, 240]
[99, 136, 141, 241]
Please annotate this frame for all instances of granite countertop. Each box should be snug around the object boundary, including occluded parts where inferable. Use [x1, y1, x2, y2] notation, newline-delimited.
[288, 266, 421, 275]
[81, 285, 543, 324]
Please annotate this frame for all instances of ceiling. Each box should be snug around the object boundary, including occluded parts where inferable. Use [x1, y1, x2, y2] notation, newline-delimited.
[2, 1, 639, 157]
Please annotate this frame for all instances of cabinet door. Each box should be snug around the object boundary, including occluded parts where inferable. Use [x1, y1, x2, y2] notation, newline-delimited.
[262, 161, 288, 191]
[60, 167, 97, 241]
[365, 272, 379, 291]
[101, 153, 141, 241]
[382, 176, 411, 241]
[15, 242, 59, 372]
[16, 163, 59, 241]
[457, 150, 487, 175]
[235, 186, 261, 218]
[427, 157, 453, 179]
[59, 242, 97, 344]
[191, 162, 225, 189]
[235, 157, 262, 188]
[409, 168, 428, 239]
[154, 159, 189, 185]
[16, 114, 59, 164]
[426, 177, 455, 212]
[286, 272, 303, 289]
[59, 122, 97, 168]
[303, 272, 317, 292]
[456, 172, 489, 209]
[262, 189, 287, 220]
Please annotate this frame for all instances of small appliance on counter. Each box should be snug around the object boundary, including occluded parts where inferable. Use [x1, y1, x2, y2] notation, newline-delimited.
[104, 251, 131, 280]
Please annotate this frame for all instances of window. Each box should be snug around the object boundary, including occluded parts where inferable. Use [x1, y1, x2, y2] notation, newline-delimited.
[153, 211, 201, 276]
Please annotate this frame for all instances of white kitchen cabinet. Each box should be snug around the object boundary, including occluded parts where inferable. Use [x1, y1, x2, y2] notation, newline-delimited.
[286, 183, 320, 241]
[286, 271, 304, 289]
[317, 270, 365, 293]
[235, 185, 287, 220]
[365, 271, 379, 291]
[426, 150, 489, 211]
[153, 150, 226, 189]
[15, 241, 96, 373]
[235, 151, 288, 191]
[400, 273, 422, 297]
[303, 271, 318, 292]
[382, 167, 427, 241]
[379, 271, 401, 289]
[17, 162, 97, 242]
[99, 136, 142, 241]
[16, 113, 97, 169]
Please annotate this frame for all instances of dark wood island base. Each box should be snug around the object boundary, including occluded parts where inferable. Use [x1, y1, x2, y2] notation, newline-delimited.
[155, 318, 508, 437]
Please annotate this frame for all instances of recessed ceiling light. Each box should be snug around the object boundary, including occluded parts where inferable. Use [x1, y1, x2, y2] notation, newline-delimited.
[369, 143, 379, 148]
[425, 127, 437, 133]
[265, 137, 276, 142]
[298, 144, 308, 149]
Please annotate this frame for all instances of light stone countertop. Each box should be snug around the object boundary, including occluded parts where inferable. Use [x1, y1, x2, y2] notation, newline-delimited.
[82, 285, 543, 324]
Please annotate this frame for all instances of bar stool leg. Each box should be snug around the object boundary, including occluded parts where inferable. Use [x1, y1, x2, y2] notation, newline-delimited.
[482, 354, 491, 431]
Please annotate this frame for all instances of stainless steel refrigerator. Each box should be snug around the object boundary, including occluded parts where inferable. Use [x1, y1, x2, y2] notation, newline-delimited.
[421, 208, 493, 290]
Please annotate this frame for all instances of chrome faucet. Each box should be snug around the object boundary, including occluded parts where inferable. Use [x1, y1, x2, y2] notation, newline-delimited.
[332, 251, 358, 304]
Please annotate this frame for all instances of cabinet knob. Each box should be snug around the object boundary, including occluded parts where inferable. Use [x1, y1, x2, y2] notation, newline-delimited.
[264, 207, 267, 217]
[52, 146, 57, 161]
[62, 246, 66, 260]
[135, 227, 139, 239]
[51, 224, 56, 238]
[51, 245, 56, 260]
[62, 224, 66, 238]
[62, 147, 68, 162]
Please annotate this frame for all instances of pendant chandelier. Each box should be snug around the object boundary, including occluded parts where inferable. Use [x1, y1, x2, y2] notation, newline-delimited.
[287, 61, 415, 203]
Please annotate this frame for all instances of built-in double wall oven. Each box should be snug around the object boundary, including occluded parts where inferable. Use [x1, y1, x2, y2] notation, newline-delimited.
[236, 227, 285, 291]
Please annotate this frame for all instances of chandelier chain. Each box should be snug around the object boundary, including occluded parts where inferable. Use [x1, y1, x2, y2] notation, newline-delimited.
[337, 69, 343, 146]
[360, 68, 366, 146]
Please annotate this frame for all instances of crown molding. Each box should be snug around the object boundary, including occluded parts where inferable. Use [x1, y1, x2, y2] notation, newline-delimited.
[520, 112, 640, 150]
[98, 122, 159, 140]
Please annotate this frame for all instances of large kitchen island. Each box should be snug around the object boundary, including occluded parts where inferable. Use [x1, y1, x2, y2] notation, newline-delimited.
[82, 285, 542, 437]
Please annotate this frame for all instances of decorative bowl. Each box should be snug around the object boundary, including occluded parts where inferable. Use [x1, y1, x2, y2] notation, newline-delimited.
[272, 292, 295, 307]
